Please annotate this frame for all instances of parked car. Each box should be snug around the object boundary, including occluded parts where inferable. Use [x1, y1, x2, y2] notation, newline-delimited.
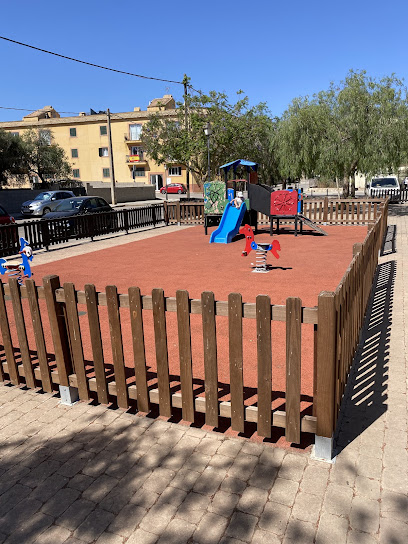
[366, 176, 400, 202]
[160, 183, 187, 194]
[42, 196, 113, 220]
[21, 190, 75, 216]
[0, 205, 15, 225]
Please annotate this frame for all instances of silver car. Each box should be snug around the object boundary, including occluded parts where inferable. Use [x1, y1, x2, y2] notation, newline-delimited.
[21, 190, 75, 216]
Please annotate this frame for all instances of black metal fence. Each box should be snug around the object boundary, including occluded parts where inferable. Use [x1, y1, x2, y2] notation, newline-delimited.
[368, 189, 407, 202]
[0, 204, 164, 257]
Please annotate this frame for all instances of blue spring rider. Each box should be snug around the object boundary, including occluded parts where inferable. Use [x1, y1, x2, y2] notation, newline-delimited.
[0, 238, 34, 285]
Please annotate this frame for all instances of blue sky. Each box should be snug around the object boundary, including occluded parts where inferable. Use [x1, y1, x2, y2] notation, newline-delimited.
[1, 0, 407, 121]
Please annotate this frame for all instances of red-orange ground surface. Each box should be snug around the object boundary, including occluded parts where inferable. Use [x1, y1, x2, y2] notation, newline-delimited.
[23, 225, 366, 403]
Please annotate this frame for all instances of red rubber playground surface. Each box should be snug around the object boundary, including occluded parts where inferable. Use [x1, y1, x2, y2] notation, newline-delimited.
[25, 224, 367, 411]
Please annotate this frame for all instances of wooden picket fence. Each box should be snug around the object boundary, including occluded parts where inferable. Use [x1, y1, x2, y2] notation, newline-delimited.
[164, 197, 385, 227]
[0, 200, 388, 442]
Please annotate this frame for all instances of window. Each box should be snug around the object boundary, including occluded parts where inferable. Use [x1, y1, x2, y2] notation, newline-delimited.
[168, 166, 182, 176]
[100, 126, 107, 136]
[70, 127, 77, 137]
[103, 168, 110, 178]
[71, 149, 78, 158]
[133, 167, 145, 178]
[40, 130, 51, 144]
[99, 147, 109, 157]
[10, 132, 19, 137]
[129, 124, 142, 140]
[73, 169, 80, 178]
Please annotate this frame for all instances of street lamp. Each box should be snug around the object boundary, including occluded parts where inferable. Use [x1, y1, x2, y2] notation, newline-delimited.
[204, 122, 212, 182]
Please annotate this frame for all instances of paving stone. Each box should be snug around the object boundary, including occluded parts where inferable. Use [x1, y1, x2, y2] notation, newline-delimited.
[346, 530, 378, 544]
[354, 475, 381, 500]
[258, 501, 291, 536]
[73, 508, 115, 543]
[82, 474, 119, 503]
[285, 519, 316, 543]
[323, 482, 353, 517]
[228, 453, 258, 481]
[217, 440, 243, 458]
[349, 496, 380, 534]
[380, 489, 408, 522]
[379, 517, 408, 544]
[193, 466, 225, 495]
[0, 483, 31, 516]
[237, 486, 269, 516]
[130, 488, 160, 510]
[194, 512, 229, 544]
[56, 498, 96, 531]
[252, 529, 282, 544]
[140, 503, 177, 535]
[300, 464, 330, 495]
[209, 490, 240, 517]
[156, 486, 187, 507]
[41, 487, 80, 517]
[20, 459, 61, 488]
[248, 463, 278, 490]
[278, 453, 307, 482]
[292, 490, 323, 524]
[268, 477, 299, 506]
[220, 476, 247, 495]
[126, 529, 158, 544]
[315, 511, 348, 544]
[142, 468, 176, 494]
[3, 512, 53, 544]
[33, 525, 72, 544]
[156, 518, 196, 544]
[67, 473, 94, 492]
[94, 532, 125, 544]
[1, 496, 43, 534]
[108, 503, 146, 537]
[225, 511, 258, 543]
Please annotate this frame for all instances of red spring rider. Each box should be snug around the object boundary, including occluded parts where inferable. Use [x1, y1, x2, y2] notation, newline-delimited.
[239, 224, 281, 259]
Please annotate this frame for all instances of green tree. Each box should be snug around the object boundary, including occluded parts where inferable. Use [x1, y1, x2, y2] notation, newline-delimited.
[20, 129, 71, 186]
[141, 90, 280, 188]
[276, 70, 408, 197]
[0, 129, 26, 185]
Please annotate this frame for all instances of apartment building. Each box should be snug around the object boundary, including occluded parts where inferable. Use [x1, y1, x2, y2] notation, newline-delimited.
[0, 95, 198, 191]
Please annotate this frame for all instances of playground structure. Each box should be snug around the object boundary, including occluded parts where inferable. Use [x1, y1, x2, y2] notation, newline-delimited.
[0, 238, 33, 285]
[205, 160, 328, 244]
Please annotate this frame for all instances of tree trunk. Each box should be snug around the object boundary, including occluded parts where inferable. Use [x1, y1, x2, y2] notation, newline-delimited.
[350, 175, 356, 198]
[342, 175, 350, 198]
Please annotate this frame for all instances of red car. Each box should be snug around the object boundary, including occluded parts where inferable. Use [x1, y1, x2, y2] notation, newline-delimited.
[160, 183, 187, 194]
[0, 205, 15, 225]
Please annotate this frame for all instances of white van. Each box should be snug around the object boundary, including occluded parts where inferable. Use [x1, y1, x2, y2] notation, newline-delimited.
[366, 176, 400, 202]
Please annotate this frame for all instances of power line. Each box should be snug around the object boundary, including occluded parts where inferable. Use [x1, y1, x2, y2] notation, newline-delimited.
[0, 35, 184, 85]
[0, 105, 79, 114]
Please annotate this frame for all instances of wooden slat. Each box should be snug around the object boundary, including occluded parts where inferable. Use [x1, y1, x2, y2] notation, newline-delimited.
[176, 290, 194, 422]
[201, 291, 218, 427]
[85, 284, 108, 404]
[9, 278, 35, 389]
[106, 285, 129, 409]
[256, 294, 272, 438]
[152, 288, 171, 417]
[0, 280, 18, 384]
[129, 286, 150, 413]
[285, 297, 301, 444]
[26, 279, 52, 392]
[228, 293, 244, 433]
[64, 283, 89, 400]
[43, 275, 73, 387]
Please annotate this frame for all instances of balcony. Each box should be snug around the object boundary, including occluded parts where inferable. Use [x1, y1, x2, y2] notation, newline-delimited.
[124, 133, 142, 144]
[126, 154, 147, 164]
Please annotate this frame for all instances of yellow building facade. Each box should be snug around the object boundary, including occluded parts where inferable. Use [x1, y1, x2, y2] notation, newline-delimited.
[0, 96, 199, 191]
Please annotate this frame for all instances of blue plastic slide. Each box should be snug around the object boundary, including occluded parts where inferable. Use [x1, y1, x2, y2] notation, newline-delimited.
[209, 202, 247, 244]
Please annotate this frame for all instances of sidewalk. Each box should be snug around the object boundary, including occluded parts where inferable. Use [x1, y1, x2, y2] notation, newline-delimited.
[0, 211, 407, 543]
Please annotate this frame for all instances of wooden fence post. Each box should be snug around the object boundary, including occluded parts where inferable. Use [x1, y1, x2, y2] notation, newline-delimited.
[353, 243, 363, 257]
[176, 201, 181, 226]
[315, 291, 337, 461]
[323, 197, 329, 223]
[43, 275, 77, 404]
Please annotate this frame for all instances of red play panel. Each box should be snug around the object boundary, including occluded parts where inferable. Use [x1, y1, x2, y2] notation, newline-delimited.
[270, 190, 298, 215]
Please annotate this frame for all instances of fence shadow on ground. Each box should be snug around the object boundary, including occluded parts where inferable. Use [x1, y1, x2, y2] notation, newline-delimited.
[387, 203, 408, 217]
[0, 389, 309, 543]
[333, 258, 395, 456]
[381, 224, 397, 257]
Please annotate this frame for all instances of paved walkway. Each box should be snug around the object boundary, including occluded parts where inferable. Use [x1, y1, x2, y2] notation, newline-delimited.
[0, 211, 407, 543]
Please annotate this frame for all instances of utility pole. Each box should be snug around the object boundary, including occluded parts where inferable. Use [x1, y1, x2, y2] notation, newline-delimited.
[183, 74, 191, 199]
[106, 108, 116, 205]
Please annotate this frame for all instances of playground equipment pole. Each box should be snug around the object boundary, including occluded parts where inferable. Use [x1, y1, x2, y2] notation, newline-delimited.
[204, 122, 212, 182]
